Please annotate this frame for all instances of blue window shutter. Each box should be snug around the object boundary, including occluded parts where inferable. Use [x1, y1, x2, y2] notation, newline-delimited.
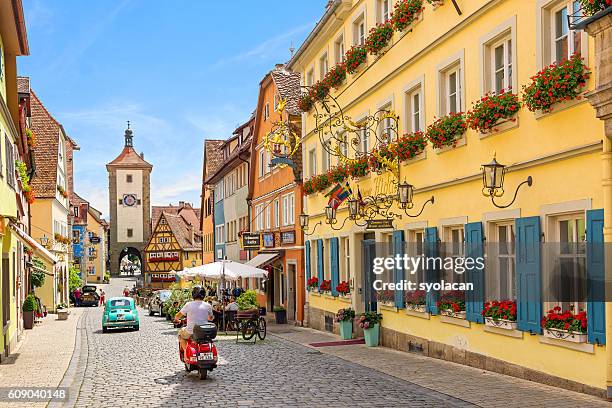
[586, 209, 605, 345]
[515, 216, 542, 334]
[392, 230, 405, 308]
[425, 227, 439, 314]
[465, 222, 484, 323]
[330, 237, 339, 296]
[316, 239, 324, 282]
[305, 241, 311, 283]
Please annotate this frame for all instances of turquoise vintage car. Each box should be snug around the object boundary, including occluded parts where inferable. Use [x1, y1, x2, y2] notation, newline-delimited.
[102, 297, 140, 332]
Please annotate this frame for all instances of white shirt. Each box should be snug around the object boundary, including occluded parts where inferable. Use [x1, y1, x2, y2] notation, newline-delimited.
[180, 300, 213, 334]
[225, 302, 238, 311]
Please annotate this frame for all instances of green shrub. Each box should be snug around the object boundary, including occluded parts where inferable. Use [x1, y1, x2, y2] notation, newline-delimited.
[273, 305, 286, 312]
[23, 294, 38, 312]
[237, 290, 259, 311]
[69, 267, 82, 292]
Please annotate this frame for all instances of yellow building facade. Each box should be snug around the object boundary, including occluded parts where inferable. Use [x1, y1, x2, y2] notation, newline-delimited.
[84, 207, 107, 284]
[290, 0, 607, 397]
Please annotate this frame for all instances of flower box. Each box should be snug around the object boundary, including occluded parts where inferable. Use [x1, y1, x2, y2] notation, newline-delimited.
[426, 112, 467, 150]
[543, 328, 587, 344]
[365, 22, 394, 56]
[485, 317, 517, 330]
[57, 309, 70, 320]
[345, 46, 368, 75]
[405, 303, 427, 313]
[466, 91, 520, 134]
[441, 309, 466, 319]
[391, 0, 424, 33]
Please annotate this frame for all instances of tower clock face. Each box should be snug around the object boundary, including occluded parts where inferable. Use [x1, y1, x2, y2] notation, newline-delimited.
[123, 194, 137, 207]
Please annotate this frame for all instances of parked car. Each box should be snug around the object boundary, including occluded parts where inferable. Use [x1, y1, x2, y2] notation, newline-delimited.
[148, 290, 172, 316]
[102, 297, 140, 332]
[80, 285, 99, 307]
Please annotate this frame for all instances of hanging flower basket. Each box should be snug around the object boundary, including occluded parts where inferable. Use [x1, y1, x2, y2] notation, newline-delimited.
[365, 22, 394, 55]
[466, 91, 520, 133]
[345, 45, 368, 74]
[541, 306, 587, 343]
[391, 0, 424, 32]
[521, 53, 590, 113]
[325, 63, 347, 89]
[298, 94, 314, 112]
[426, 112, 467, 149]
[390, 131, 427, 161]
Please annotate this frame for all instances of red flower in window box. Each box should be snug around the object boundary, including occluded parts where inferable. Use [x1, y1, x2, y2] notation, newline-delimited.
[298, 93, 314, 112]
[541, 307, 587, 334]
[391, 0, 424, 32]
[307, 277, 319, 290]
[336, 281, 350, 295]
[324, 63, 347, 89]
[365, 22, 394, 55]
[577, 0, 611, 16]
[522, 53, 590, 113]
[426, 112, 467, 149]
[319, 279, 332, 292]
[344, 45, 368, 74]
[389, 131, 427, 162]
[466, 91, 520, 133]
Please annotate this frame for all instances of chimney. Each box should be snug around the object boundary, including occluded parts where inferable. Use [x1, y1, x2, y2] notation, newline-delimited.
[179, 201, 185, 208]
[188, 224, 194, 243]
[140, 152, 144, 159]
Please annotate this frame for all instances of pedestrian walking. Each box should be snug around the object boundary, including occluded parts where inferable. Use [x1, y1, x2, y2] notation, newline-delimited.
[74, 287, 82, 307]
[123, 287, 129, 297]
[99, 289, 105, 306]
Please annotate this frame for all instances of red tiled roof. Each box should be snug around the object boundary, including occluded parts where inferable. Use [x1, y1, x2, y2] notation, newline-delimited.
[30, 90, 60, 198]
[152, 203, 201, 232]
[107, 145, 152, 168]
[161, 212, 202, 251]
[17, 76, 29, 94]
[270, 66, 301, 115]
[204, 140, 224, 178]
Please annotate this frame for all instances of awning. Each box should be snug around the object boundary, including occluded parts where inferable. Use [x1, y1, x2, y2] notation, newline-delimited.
[9, 222, 59, 264]
[245, 252, 280, 268]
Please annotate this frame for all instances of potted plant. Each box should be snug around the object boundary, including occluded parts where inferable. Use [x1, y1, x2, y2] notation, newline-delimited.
[22, 294, 37, 329]
[298, 93, 314, 112]
[336, 281, 350, 297]
[57, 303, 70, 320]
[522, 52, 590, 113]
[319, 279, 332, 294]
[404, 290, 426, 312]
[237, 290, 260, 319]
[335, 308, 355, 340]
[465, 91, 520, 133]
[391, 0, 424, 32]
[437, 290, 466, 318]
[376, 289, 395, 306]
[577, 0, 610, 15]
[357, 312, 383, 347]
[541, 306, 587, 343]
[307, 276, 319, 291]
[426, 112, 467, 149]
[273, 305, 287, 324]
[482, 300, 517, 330]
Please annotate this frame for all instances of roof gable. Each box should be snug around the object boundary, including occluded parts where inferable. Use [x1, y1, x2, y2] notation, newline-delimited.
[30, 91, 60, 198]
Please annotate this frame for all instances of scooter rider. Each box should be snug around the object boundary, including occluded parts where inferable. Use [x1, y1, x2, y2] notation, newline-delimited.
[175, 286, 213, 353]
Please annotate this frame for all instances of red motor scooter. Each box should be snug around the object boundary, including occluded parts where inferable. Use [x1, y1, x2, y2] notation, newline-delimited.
[178, 322, 218, 380]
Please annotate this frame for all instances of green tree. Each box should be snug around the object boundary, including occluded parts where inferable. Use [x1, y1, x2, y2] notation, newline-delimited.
[69, 266, 83, 292]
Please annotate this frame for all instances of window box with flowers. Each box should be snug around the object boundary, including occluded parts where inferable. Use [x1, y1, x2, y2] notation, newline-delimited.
[522, 53, 590, 116]
[466, 91, 520, 136]
[365, 21, 394, 56]
[437, 290, 466, 319]
[577, 0, 611, 16]
[336, 281, 351, 300]
[307, 277, 319, 292]
[391, 131, 427, 162]
[325, 63, 347, 90]
[310, 80, 331, 103]
[376, 289, 396, 308]
[426, 112, 467, 152]
[404, 290, 427, 313]
[345, 45, 368, 75]
[15, 160, 35, 204]
[391, 0, 424, 33]
[25, 128, 36, 149]
[541, 307, 588, 344]
[319, 279, 332, 295]
[328, 165, 349, 184]
[347, 157, 369, 179]
[482, 300, 517, 330]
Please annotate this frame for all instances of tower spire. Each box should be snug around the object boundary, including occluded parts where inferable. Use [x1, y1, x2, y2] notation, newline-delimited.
[124, 120, 133, 147]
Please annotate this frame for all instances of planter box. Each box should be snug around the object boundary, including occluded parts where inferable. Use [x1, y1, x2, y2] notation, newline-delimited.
[274, 310, 287, 324]
[23, 310, 34, 329]
[57, 310, 70, 321]
[405, 304, 426, 313]
[543, 328, 587, 344]
[485, 317, 517, 330]
[440, 309, 466, 319]
[364, 323, 380, 347]
[339, 320, 352, 340]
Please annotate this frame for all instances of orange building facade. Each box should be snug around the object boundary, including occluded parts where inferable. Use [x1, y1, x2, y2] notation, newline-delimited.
[247, 65, 305, 323]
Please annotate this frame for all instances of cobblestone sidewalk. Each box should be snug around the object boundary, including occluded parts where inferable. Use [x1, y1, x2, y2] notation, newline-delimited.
[268, 325, 610, 408]
[0, 307, 85, 408]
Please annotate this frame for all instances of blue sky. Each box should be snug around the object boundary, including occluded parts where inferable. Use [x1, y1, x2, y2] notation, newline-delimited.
[19, 0, 325, 217]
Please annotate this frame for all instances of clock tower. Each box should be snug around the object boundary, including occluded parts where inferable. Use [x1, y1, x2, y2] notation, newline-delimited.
[106, 123, 153, 276]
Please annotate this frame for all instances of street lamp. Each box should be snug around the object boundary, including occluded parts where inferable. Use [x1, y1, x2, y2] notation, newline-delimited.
[299, 213, 321, 236]
[325, 206, 336, 223]
[348, 198, 359, 219]
[481, 154, 532, 208]
[397, 181, 414, 210]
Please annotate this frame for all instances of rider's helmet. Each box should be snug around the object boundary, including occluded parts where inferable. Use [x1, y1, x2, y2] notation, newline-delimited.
[191, 286, 206, 300]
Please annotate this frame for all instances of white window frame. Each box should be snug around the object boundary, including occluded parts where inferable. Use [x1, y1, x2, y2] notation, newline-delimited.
[404, 82, 424, 134]
[259, 149, 265, 178]
[308, 148, 317, 177]
[377, 99, 394, 143]
[273, 199, 279, 228]
[282, 193, 295, 227]
[306, 68, 315, 87]
[353, 12, 366, 46]
[377, 0, 391, 23]
[319, 52, 329, 80]
[479, 17, 518, 95]
[436, 51, 465, 117]
[322, 140, 332, 172]
[334, 34, 345, 64]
